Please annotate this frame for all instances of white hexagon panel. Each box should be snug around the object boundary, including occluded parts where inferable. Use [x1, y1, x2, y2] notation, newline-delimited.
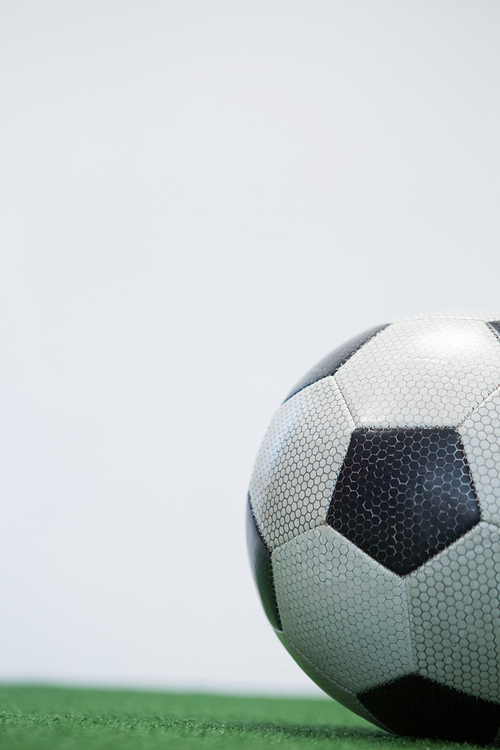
[406, 522, 500, 704]
[272, 526, 414, 694]
[459, 386, 500, 528]
[276, 631, 390, 731]
[248, 377, 354, 550]
[335, 315, 500, 429]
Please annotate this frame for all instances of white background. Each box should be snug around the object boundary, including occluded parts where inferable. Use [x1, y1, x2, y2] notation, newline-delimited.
[1, 0, 500, 696]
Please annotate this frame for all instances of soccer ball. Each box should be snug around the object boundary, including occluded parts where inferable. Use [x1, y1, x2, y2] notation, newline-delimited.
[247, 310, 500, 744]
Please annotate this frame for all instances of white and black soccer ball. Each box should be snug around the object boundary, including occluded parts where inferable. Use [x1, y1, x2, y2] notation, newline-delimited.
[247, 310, 500, 745]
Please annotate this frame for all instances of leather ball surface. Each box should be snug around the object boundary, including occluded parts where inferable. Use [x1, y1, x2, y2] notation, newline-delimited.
[247, 310, 500, 744]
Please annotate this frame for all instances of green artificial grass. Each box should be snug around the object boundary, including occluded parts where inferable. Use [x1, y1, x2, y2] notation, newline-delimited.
[0, 684, 478, 750]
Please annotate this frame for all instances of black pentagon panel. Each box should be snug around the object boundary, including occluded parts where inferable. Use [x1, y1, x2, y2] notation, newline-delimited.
[358, 674, 500, 745]
[246, 498, 282, 632]
[487, 320, 500, 340]
[283, 324, 389, 403]
[327, 428, 479, 575]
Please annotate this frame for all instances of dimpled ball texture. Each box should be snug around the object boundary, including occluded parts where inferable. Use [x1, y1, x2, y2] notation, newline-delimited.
[246, 310, 500, 745]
